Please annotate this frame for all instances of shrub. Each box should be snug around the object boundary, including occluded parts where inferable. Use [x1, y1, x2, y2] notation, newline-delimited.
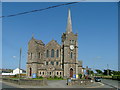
[117, 76, 120, 80]
[78, 74, 82, 79]
[38, 76, 43, 79]
[112, 75, 120, 80]
[59, 76, 63, 79]
[54, 76, 58, 79]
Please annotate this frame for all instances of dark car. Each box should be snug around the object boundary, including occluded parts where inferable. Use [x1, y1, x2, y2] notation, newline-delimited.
[94, 77, 101, 82]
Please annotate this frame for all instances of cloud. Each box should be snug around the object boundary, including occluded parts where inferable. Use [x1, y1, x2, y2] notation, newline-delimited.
[12, 56, 16, 58]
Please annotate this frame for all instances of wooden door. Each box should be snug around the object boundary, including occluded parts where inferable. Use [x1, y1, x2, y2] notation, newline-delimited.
[70, 68, 73, 77]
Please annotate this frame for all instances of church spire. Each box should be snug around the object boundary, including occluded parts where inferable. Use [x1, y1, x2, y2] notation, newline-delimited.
[66, 8, 72, 34]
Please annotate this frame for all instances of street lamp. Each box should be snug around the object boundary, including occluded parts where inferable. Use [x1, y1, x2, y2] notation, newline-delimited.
[19, 48, 22, 84]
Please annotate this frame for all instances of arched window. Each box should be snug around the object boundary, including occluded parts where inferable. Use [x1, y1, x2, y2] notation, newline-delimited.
[38, 52, 41, 58]
[56, 62, 59, 65]
[50, 72, 52, 75]
[60, 72, 61, 75]
[56, 49, 59, 58]
[46, 50, 49, 58]
[57, 72, 59, 75]
[43, 72, 44, 75]
[70, 52, 73, 59]
[46, 62, 48, 65]
[51, 61, 54, 65]
[51, 49, 54, 57]
[40, 72, 41, 75]
[30, 68, 32, 76]
[31, 53, 32, 59]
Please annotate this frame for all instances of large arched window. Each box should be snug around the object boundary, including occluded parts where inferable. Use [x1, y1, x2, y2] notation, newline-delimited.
[70, 52, 73, 59]
[51, 49, 54, 57]
[46, 50, 49, 58]
[56, 49, 59, 58]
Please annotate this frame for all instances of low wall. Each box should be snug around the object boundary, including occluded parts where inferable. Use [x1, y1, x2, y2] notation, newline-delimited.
[2, 75, 15, 78]
[67, 79, 94, 86]
[2, 78, 47, 86]
[95, 76, 112, 79]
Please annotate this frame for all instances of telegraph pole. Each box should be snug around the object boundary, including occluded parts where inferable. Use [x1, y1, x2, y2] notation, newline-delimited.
[19, 48, 22, 84]
[107, 64, 109, 76]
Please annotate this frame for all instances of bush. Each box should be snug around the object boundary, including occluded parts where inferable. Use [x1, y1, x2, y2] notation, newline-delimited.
[59, 76, 63, 79]
[38, 76, 43, 79]
[117, 76, 120, 80]
[47, 76, 63, 80]
[112, 75, 120, 80]
[78, 74, 82, 79]
[54, 76, 58, 79]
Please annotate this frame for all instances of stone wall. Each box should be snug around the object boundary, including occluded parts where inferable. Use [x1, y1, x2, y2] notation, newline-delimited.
[67, 79, 94, 86]
[2, 78, 47, 86]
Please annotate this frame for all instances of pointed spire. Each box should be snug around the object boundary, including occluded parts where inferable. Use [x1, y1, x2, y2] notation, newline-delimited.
[66, 8, 72, 34]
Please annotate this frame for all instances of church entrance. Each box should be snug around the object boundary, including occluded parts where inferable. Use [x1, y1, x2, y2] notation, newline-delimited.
[70, 68, 73, 77]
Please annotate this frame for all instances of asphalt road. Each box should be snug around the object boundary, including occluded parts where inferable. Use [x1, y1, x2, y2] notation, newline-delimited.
[100, 79, 120, 89]
[1, 81, 17, 88]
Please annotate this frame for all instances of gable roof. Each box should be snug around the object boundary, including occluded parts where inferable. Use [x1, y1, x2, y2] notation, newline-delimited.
[29, 37, 45, 46]
[46, 40, 60, 47]
[34, 39, 45, 45]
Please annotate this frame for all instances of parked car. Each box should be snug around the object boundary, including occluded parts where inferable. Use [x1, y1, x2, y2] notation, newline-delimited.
[94, 77, 101, 82]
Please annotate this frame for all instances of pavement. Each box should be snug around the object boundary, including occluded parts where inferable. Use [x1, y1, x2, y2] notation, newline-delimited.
[1, 79, 119, 89]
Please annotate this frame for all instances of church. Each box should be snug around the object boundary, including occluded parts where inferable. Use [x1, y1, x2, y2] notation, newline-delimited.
[26, 9, 83, 78]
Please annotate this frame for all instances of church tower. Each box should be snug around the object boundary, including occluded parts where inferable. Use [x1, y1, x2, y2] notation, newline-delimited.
[61, 9, 78, 78]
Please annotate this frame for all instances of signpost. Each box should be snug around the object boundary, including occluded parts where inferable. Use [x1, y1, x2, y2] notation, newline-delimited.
[32, 73, 36, 78]
[73, 74, 76, 78]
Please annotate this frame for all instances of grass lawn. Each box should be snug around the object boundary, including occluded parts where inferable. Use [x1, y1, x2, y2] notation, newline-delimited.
[47, 78, 64, 80]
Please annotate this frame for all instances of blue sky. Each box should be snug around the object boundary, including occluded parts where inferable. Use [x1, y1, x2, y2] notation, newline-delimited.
[2, 2, 118, 71]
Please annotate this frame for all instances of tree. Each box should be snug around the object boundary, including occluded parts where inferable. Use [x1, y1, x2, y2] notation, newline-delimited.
[111, 70, 120, 75]
[103, 69, 112, 75]
[95, 69, 103, 74]
[89, 70, 94, 75]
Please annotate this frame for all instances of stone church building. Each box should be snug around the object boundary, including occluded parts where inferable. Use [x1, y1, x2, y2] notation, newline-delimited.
[26, 9, 83, 78]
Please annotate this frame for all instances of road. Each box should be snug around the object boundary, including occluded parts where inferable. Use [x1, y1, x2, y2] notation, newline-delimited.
[0, 79, 119, 89]
[100, 79, 120, 89]
[0, 81, 17, 88]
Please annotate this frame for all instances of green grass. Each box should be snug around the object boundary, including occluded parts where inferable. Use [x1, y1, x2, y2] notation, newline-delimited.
[47, 76, 64, 80]
[47, 78, 64, 80]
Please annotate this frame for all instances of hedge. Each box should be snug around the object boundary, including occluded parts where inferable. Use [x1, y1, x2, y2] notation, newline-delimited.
[112, 75, 120, 80]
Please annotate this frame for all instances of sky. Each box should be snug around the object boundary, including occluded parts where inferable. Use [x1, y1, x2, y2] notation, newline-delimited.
[2, 2, 118, 71]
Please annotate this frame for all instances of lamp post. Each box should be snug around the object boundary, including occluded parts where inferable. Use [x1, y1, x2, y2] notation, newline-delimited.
[19, 48, 22, 84]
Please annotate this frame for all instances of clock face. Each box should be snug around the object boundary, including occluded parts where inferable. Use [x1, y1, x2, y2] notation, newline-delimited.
[70, 45, 74, 50]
